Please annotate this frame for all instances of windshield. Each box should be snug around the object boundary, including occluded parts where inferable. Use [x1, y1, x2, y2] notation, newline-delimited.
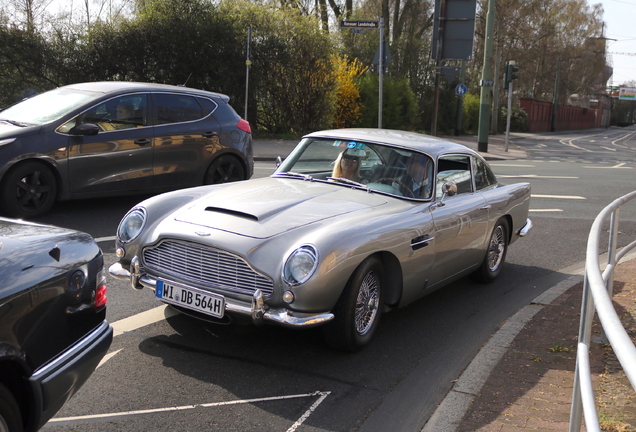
[0, 87, 102, 126]
[274, 138, 434, 199]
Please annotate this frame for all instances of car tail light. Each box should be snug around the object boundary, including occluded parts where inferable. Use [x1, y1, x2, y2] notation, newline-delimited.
[94, 270, 108, 310]
[237, 119, 251, 134]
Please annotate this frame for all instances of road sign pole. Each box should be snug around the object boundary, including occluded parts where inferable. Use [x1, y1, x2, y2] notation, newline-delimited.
[378, 17, 384, 129]
[477, 0, 495, 152]
[505, 79, 512, 152]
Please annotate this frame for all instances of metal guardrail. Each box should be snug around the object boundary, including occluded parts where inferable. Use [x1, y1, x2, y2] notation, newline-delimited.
[569, 190, 636, 432]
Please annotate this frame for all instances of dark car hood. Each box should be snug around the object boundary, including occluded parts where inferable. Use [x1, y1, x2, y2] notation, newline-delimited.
[0, 121, 42, 139]
[173, 177, 389, 239]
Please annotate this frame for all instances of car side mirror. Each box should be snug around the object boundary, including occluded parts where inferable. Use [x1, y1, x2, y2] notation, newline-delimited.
[433, 181, 457, 208]
[441, 181, 457, 197]
[70, 123, 100, 136]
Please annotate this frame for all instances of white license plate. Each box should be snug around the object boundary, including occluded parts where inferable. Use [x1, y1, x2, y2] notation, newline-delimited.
[156, 280, 225, 318]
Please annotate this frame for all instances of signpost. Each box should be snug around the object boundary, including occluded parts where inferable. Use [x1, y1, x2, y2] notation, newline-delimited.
[340, 19, 385, 128]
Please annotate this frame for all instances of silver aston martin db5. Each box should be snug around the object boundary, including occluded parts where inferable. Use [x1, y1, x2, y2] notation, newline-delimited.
[109, 129, 532, 351]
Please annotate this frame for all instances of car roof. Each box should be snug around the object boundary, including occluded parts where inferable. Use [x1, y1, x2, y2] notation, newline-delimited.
[304, 128, 477, 159]
[63, 81, 229, 101]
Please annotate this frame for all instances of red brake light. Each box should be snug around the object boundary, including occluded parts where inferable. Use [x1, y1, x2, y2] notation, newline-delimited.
[237, 119, 251, 134]
[95, 284, 107, 310]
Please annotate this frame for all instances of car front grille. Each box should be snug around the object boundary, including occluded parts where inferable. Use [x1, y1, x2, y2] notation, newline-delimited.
[143, 239, 274, 297]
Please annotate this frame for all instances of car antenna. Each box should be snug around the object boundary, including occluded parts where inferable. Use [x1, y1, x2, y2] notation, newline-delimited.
[179, 73, 192, 87]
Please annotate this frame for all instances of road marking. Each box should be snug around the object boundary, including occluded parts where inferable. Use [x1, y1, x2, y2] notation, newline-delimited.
[95, 235, 116, 243]
[490, 163, 536, 167]
[97, 349, 122, 369]
[529, 209, 563, 212]
[111, 305, 178, 337]
[532, 194, 585, 200]
[583, 163, 631, 169]
[559, 136, 594, 152]
[497, 174, 578, 179]
[48, 391, 331, 426]
[287, 391, 331, 432]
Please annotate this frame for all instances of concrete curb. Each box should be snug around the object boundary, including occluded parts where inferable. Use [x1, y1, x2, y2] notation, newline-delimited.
[421, 274, 585, 432]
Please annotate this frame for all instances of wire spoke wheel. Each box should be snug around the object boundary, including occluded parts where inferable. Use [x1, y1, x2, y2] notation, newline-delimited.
[355, 270, 380, 335]
[487, 225, 506, 272]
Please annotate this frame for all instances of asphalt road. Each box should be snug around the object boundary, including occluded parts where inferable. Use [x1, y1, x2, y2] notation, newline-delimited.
[36, 129, 636, 431]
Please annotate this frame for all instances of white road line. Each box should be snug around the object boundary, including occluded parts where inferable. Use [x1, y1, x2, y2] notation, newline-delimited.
[532, 194, 585, 200]
[111, 305, 178, 337]
[49, 391, 331, 424]
[97, 349, 122, 369]
[583, 163, 631, 169]
[95, 235, 116, 243]
[286, 391, 331, 432]
[529, 209, 563, 212]
[489, 163, 536, 167]
[497, 174, 578, 179]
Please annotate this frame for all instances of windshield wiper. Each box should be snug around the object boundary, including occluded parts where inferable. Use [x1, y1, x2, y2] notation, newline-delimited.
[326, 177, 369, 191]
[0, 119, 27, 127]
[273, 171, 314, 181]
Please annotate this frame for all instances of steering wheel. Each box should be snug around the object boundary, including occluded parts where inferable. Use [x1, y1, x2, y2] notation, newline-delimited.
[375, 177, 414, 197]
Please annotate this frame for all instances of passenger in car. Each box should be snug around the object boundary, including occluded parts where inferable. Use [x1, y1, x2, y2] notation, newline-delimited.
[332, 151, 362, 182]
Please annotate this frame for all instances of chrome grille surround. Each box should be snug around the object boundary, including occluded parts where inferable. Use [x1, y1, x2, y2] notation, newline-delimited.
[143, 239, 274, 297]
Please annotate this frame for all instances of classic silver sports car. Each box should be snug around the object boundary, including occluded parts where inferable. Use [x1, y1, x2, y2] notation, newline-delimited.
[109, 129, 532, 351]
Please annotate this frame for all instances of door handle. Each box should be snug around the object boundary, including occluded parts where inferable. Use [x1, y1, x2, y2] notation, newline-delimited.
[134, 138, 151, 146]
[203, 131, 218, 138]
[480, 204, 492, 210]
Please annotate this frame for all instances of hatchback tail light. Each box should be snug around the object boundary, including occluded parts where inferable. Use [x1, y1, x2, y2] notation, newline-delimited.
[237, 119, 251, 134]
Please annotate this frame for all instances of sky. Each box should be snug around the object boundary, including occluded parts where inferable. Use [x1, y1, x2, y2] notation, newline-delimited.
[597, 0, 636, 86]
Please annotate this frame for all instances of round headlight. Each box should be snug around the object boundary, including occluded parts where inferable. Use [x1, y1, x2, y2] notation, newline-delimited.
[283, 245, 318, 285]
[117, 207, 146, 243]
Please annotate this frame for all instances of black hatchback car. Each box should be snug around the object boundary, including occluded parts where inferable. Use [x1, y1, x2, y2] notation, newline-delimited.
[0, 82, 253, 218]
[0, 218, 113, 431]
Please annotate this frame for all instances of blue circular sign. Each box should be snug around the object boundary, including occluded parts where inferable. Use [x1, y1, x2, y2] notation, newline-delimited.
[455, 84, 467, 96]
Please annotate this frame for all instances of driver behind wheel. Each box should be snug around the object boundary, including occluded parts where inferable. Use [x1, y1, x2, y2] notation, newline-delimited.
[393, 153, 433, 199]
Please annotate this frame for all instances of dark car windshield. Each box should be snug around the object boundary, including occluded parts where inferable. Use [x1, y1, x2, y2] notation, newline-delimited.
[274, 138, 434, 199]
[0, 87, 102, 126]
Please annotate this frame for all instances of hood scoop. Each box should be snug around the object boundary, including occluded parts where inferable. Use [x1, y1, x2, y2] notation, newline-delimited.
[205, 207, 259, 221]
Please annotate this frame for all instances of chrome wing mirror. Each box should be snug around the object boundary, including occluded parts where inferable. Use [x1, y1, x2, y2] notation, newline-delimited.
[434, 181, 457, 207]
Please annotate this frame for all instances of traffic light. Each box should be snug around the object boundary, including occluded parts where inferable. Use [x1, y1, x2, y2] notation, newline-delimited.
[504, 62, 519, 86]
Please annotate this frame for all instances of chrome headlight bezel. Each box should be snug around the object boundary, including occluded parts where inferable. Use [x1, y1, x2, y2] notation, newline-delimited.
[283, 245, 319, 286]
[117, 207, 147, 243]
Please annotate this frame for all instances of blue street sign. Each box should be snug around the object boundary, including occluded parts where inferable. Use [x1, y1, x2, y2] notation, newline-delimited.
[455, 84, 467, 96]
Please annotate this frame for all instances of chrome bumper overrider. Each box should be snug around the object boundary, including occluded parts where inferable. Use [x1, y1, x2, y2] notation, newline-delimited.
[517, 218, 532, 237]
[108, 261, 334, 328]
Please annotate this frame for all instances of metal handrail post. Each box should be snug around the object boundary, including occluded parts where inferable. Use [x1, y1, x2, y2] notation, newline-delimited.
[569, 275, 597, 432]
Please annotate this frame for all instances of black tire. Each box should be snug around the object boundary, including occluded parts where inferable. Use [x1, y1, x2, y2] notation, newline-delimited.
[471, 218, 509, 283]
[323, 256, 384, 352]
[0, 161, 57, 218]
[0, 383, 23, 432]
[204, 155, 245, 185]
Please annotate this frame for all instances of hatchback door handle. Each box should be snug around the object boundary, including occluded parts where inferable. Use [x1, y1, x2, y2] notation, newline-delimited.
[134, 138, 151, 146]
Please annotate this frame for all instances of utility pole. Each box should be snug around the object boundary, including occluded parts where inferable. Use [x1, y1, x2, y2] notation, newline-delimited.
[477, 0, 496, 152]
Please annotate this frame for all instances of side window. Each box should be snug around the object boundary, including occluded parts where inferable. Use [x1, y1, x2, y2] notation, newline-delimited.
[61, 94, 148, 133]
[155, 94, 203, 124]
[436, 155, 473, 197]
[473, 157, 497, 190]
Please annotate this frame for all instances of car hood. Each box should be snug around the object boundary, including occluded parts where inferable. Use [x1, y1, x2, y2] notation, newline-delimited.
[173, 177, 389, 239]
[0, 121, 42, 139]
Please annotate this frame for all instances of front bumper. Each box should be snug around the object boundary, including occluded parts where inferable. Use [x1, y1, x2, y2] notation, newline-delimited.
[517, 218, 532, 237]
[109, 261, 334, 328]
